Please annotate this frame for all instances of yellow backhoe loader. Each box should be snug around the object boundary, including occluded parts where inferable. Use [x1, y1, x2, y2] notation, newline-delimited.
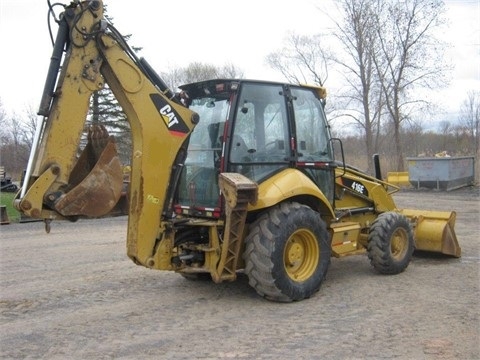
[15, 0, 461, 302]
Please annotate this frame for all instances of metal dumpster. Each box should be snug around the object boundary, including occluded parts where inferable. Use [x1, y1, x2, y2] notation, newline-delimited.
[407, 156, 475, 191]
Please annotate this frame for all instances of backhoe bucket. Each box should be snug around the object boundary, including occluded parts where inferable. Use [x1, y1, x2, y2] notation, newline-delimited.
[401, 209, 461, 257]
[53, 125, 124, 218]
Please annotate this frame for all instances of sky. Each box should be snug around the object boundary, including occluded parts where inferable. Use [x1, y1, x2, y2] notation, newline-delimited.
[0, 0, 479, 128]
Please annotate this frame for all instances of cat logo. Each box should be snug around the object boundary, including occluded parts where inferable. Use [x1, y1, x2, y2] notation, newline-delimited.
[149, 93, 190, 136]
[159, 104, 179, 128]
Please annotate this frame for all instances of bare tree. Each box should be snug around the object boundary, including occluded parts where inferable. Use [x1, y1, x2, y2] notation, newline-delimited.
[160, 66, 185, 92]
[23, 105, 39, 149]
[161, 62, 244, 90]
[266, 32, 330, 86]
[330, 0, 385, 173]
[373, 0, 448, 171]
[403, 120, 424, 157]
[220, 62, 245, 79]
[265, 1, 447, 173]
[460, 90, 480, 156]
[438, 120, 452, 152]
[0, 99, 8, 147]
[181, 62, 221, 84]
[0, 111, 31, 176]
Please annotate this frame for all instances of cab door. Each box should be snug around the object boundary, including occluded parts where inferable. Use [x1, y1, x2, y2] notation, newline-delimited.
[290, 86, 335, 205]
[227, 82, 291, 182]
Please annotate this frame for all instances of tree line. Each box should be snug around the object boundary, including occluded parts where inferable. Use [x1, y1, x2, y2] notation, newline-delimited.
[2, 87, 477, 180]
[1, 0, 478, 181]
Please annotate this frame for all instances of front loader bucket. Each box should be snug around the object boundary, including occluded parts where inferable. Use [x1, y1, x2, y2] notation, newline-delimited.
[401, 209, 461, 257]
[53, 125, 124, 218]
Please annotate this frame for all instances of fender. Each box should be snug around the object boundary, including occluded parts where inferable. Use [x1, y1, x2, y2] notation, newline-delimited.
[251, 168, 335, 218]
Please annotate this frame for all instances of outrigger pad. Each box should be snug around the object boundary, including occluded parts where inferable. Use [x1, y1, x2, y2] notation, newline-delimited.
[54, 125, 124, 217]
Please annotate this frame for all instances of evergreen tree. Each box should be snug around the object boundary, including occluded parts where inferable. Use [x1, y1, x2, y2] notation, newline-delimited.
[89, 86, 132, 164]
[86, 10, 141, 165]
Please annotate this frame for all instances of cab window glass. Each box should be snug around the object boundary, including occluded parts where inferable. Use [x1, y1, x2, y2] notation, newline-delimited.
[177, 97, 230, 207]
[230, 83, 289, 181]
[291, 88, 331, 161]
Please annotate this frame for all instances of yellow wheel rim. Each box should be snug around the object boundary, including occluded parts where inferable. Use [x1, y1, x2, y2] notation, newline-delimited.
[283, 229, 319, 281]
[391, 228, 408, 261]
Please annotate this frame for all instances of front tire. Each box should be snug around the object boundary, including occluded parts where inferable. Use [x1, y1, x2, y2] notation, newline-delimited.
[367, 212, 414, 274]
[243, 202, 331, 302]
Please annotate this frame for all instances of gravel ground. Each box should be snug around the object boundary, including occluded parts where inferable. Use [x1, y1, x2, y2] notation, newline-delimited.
[1, 187, 479, 359]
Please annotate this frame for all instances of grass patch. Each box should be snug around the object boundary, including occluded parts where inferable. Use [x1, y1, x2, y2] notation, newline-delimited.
[0, 192, 21, 223]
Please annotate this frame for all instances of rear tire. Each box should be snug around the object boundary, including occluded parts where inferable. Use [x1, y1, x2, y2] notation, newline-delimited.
[243, 202, 331, 302]
[367, 212, 414, 274]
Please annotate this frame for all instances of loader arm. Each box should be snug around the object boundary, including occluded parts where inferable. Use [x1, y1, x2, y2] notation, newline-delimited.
[15, 0, 199, 267]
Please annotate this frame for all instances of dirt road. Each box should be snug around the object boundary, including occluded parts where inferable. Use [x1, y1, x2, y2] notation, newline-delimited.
[1, 188, 479, 359]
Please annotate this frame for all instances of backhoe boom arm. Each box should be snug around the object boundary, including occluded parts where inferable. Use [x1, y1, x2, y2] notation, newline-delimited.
[15, 0, 199, 267]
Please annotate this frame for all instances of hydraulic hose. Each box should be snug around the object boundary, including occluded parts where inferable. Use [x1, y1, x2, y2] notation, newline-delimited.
[38, 14, 69, 116]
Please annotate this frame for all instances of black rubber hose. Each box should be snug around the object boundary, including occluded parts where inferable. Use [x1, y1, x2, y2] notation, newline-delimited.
[38, 14, 69, 116]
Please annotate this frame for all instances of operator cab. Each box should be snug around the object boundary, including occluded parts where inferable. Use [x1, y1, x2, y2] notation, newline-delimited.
[174, 79, 335, 218]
